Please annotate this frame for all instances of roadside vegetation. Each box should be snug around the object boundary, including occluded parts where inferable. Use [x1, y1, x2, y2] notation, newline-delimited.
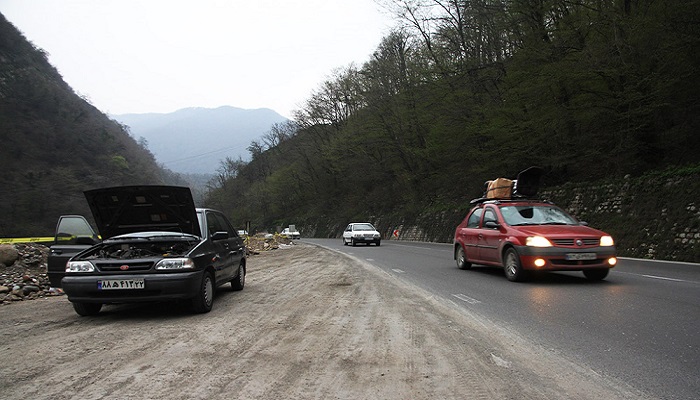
[205, 1, 699, 238]
[1, 2, 698, 261]
[0, 14, 185, 236]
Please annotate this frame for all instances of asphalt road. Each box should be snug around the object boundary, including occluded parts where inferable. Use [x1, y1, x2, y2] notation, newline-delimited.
[305, 238, 700, 400]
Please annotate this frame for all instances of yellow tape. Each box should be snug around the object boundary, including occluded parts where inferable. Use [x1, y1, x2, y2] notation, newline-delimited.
[0, 237, 54, 244]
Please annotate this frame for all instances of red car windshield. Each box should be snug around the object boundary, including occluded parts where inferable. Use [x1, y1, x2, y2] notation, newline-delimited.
[499, 205, 579, 226]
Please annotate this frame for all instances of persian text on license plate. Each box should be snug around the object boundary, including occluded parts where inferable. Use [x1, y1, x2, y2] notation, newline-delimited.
[98, 279, 145, 290]
[565, 253, 597, 261]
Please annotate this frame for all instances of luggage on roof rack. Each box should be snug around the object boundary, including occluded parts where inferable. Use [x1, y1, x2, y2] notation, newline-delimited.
[485, 178, 513, 199]
[513, 166, 543, 198]
[470, 166, 544, 204]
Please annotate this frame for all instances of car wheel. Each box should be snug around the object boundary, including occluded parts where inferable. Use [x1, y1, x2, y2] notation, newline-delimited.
[376, 240, 381, 246]
[231, 264, 246, 291]
[351, 238, 356, 246]
[583, 268, 609, 281]
[343, 238, 348, 246]
[504, 248, 526, 282]
[72, 302, 102, 316]
[455, 246, 472, 270]
[192, 272, 214, 313]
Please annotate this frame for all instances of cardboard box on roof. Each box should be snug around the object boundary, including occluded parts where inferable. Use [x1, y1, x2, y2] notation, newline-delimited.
[485, 178, 513, 199]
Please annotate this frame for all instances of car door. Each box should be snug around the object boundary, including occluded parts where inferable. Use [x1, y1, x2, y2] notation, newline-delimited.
[218, 212, 245, 279]
[477, 207, 503, 264]
[47, 215, 100, 287]
[455, 208, 482, 262]
[343, 224, 352, 243]
[205, 211, 236, 284]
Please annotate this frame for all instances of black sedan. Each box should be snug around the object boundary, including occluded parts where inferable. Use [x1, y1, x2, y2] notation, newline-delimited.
[56, 186, 246, 316]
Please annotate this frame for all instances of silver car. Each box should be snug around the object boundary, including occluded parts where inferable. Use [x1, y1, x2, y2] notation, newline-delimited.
[342, 222, 381, 246]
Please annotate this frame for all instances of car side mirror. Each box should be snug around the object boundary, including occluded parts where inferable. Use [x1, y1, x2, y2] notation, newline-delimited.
[211, 231, 229, 240]
[484, 221, 500, 229]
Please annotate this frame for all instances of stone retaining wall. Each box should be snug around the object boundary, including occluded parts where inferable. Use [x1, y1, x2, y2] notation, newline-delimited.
[374, 172, 700, 263]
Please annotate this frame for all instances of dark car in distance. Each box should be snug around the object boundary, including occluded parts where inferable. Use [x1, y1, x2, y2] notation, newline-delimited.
[51, 185, 246, 316]
[453, 199, 617, 282]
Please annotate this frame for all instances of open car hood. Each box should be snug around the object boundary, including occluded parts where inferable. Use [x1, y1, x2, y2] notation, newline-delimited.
[84, 185, 201, 239]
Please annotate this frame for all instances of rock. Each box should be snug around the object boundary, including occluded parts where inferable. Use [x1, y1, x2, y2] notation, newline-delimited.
[22, 285, 40, 295]
[0, 243, 61, 305]
[0, 245, 19, 266]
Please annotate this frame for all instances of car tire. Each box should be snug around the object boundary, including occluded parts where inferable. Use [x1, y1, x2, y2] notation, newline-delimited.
[351, 239, 356, 247]
[376, 240, 381, 246]
[343, 238, 348, 246]
[504, 248, 526, 282]
[231, 264, 246, 291]
[192, 272, 214, 313]
[455, 246, 472, 270]
[583, 268, 609, 281]
[72, 302, 102, 316]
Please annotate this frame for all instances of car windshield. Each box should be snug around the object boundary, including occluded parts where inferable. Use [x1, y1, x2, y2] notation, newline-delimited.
[353, 223, 375, 231]
[499, 205, 579, 226]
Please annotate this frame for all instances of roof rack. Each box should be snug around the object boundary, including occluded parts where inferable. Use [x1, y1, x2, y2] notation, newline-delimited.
[470, 166, 545, 205]
[469, 197, 546, 205]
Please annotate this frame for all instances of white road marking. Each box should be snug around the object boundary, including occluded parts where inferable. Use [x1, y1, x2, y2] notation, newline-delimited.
[641, 274, 686, 283]
[616, 270, 696, 284]
[391, 269, 405, 274]
[452, 293, 481, 304]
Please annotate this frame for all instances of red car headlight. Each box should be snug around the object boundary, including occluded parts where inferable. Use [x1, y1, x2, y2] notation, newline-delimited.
[526, 236, 553, 247]
[600, 236, 614, 246]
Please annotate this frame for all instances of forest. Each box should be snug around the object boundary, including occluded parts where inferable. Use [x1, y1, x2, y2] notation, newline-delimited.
[204, 0, 700, 234]
[0, 13, 183, 236]
[1, 1, 699, 247]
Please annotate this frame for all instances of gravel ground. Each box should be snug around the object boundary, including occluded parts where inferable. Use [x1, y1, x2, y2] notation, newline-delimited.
[0, 242, 648, 399]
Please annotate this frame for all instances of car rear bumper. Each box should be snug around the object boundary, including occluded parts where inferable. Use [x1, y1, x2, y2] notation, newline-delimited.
[61, 271, 204, 304]
[514, 245, 617, 271]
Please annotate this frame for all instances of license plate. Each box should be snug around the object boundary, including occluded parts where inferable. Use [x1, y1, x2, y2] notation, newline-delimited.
[565, 253, 597, 261]
[98, 279, 145, 290]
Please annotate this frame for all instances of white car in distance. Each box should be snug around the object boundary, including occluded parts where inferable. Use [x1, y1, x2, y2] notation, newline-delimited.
[343, 222, 381, 246]
[281, 226, 300, 240]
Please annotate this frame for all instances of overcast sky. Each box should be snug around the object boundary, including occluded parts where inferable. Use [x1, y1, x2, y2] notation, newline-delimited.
[0, 0, 395, 118]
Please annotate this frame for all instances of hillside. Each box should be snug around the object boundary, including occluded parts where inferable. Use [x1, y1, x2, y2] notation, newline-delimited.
[0, 13, 183, 237]
[205, 1, 700, 261]
[113, 106, 288, 174]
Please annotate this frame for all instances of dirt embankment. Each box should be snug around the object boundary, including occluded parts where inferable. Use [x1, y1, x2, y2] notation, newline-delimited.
[0, 243, 646, 399]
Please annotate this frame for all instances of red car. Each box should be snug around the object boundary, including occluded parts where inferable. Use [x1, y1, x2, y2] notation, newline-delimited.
[453, 199, 617, 282]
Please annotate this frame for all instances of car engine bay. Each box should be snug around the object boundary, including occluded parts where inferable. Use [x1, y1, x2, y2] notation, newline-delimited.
[79, 240, 198, 260]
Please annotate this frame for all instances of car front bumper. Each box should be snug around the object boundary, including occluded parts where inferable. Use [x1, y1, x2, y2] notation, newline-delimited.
[514, 245, 617, 271]
[350, 236, 380, 243]
[61, 271, 204, 304]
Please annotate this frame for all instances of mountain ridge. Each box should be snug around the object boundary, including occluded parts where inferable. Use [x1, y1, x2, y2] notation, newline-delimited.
[113, 106, 289, 174]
